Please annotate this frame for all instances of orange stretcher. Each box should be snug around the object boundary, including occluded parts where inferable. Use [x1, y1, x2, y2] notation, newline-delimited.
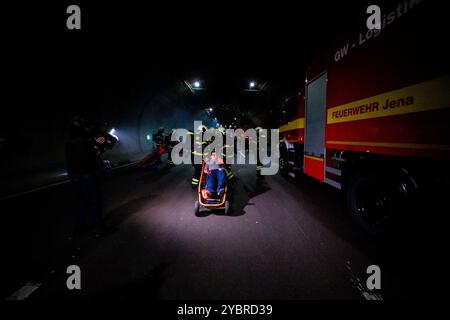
[194, 160, 230, 214]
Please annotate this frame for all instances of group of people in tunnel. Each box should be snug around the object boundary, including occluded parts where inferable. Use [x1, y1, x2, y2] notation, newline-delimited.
[65, 117, 266, 236]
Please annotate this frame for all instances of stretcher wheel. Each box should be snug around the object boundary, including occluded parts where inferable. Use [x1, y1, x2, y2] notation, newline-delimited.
[224, 200, 230, 215]
[194, 200, 199, 215]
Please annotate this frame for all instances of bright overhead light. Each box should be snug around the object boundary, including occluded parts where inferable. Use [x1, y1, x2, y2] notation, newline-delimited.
[194, 81, 200, 88]
[209, 107, 213, 112]
[249, 81, 256, 88]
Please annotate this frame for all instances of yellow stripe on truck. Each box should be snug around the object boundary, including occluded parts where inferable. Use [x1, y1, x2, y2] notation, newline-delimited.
[304, 155, 324, 161]
[326, 140, 450, 151]
[327, 76, 450, 124]
[279, 118, 305, 133]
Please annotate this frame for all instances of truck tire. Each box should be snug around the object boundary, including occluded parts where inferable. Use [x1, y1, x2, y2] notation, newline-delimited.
[347, 171, 395, 235]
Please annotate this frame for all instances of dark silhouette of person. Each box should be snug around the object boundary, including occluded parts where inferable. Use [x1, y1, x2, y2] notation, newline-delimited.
[65, 118, 107, 237]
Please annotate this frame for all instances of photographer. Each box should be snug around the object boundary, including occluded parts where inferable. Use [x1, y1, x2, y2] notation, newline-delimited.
[65, 118, 114, 237]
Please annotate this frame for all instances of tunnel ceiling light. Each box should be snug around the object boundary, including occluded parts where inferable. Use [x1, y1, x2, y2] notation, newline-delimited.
[194, 81, 201, 88]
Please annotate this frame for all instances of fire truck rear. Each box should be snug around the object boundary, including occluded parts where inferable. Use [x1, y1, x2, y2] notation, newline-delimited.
[279, 1, 450, 234]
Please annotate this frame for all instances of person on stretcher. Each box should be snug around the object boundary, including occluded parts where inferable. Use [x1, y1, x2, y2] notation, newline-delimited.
[202, 151, 226, 199]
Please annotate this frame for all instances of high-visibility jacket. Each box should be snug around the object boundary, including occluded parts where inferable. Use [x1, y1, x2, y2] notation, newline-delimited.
[190, 131, 208, 186]
[220, 135, 235, 180]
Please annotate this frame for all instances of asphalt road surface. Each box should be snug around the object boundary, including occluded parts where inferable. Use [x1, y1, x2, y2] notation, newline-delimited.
[2, 160, 438, 300]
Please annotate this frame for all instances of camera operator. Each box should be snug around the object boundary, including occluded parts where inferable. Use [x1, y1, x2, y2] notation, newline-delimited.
[65, 118, 112, 237]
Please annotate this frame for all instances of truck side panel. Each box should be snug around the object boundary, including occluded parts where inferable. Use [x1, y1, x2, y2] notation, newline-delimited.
[306, 1, 450, 168]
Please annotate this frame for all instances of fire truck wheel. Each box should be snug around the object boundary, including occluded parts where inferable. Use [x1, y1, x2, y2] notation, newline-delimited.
[347, 171, 395, 235]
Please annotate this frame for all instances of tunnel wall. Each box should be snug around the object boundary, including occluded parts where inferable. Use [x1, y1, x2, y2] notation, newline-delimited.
[0, 79, 205, 191]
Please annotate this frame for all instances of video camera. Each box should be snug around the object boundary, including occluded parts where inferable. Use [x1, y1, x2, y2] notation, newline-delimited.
[70, 117, 118, 153]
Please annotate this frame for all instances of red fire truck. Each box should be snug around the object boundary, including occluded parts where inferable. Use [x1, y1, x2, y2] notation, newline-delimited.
[279, 1, 450, 233]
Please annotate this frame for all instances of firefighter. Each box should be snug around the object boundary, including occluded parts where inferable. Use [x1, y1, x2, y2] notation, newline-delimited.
[188, 130, 199, 187]
[219, 126, 235, 182]
[138, 127, 167, 168]
[166, 128, 177, 166]
[153, 127, 165, 147]
[255, 127, 265, 177]
[152, 127, 166, 164]
[190, 126, 207, 188]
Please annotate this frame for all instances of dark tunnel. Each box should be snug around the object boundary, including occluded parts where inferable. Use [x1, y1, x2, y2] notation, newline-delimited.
[1, 2, 323, 196]
[0, 78, 211, 196]
[2, 1, 450, 304]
